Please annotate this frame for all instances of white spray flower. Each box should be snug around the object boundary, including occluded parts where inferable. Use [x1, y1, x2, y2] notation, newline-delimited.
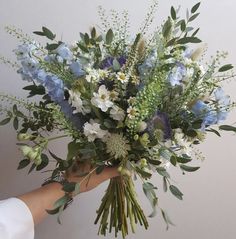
[83, 121, 109, 142]
[116, 72, 129, 83]
[110, 105, 125, 121]
[91, 85, 113, 112]
[68, 90, 91, 115]
[127, 106, 137, 119]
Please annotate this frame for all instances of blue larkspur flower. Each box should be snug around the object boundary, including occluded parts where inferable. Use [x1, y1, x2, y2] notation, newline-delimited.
[43, 75, 64, 102]
[56, 43, 73, 61]
[14, 43, 37, 60]
[138, 49, 158, 80]
[58, 100, 87, 130]
[69, 61, 85, 77]
[168, 63, 186, 86]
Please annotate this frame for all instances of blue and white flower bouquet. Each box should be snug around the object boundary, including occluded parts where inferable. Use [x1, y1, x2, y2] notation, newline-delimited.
[1, 1, 235, 237]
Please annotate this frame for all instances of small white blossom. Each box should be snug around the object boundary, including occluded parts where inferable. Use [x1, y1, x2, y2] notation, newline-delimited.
[83, 122, 109, 142]
[91, 85, 113, 112]
[68, 90, 91, 115]
[174, 129, 192, 156]
[110, 105, 125, 121]
[127, 106, 137, 119]
[85, 68, 100, 83]
[116, 72, 129, 83]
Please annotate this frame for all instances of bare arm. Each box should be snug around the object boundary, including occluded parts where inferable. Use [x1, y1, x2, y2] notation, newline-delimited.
[17, 167, 119, 225]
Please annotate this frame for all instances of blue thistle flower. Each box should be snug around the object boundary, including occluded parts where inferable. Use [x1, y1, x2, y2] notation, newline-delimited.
[147, 111, 172, 140]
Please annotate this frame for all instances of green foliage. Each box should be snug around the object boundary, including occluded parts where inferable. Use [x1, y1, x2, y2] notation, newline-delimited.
[143, 182, 158, 217]
[33, 26, 56, 40]
[169, 185, 183, 200]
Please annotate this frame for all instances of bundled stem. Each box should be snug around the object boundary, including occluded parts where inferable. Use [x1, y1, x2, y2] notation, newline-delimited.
[95, 176, 148, 238]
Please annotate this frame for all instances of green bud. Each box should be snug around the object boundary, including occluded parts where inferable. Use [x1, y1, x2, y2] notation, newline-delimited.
[34, 154, 42, 166]
[140, 158, 147, 167]
[134, 134, 139, 141]
[20, 145, 32, 157]
[17, 133, 32, 141]
[139, 133, 150, 147]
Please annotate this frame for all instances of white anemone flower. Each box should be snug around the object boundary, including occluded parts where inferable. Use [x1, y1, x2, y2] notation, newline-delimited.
[68, 90, 91, 115]
[83, 121, 109, 142]
[91, 85, 113, 112]
[110, 105, 125, 121]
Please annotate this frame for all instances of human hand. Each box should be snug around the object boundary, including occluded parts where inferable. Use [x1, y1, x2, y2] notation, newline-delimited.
[65, 161, 120, 193]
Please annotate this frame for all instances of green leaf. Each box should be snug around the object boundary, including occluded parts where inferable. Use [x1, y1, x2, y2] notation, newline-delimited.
[0, 117, 11, 125]
[77, 43, 89, 53]
[166, 38, 177, 47]
[13, 104, 18, 114]
[54, 195, 69, 209]
[206, 128, 221, 137]
[136, 166, 152, 179]
[84, 33, 90, 45]
[156, 167, 170, 178]
[67, 141, 80, 160]
[42, 26, 56, 40]
[143, 182, 158, 217]
[189, 13, 200, 22]
[36, 154, 49, 171]
[91, 27, 96, 38]
[49, 150, 63, 162]
[16, 111, 25, 118]
[13, 117, 18, 130]
[33, 31, 45, 36]
[17, 159, 31, 169]
[46, 207, 60, 215]
[28, 163, 36, 174]
[192, 28, 200, 37]
[218, 64, 234, 72]
[176, 156, 192, 164]
[171, 6, 176, 20]
[162, 17, 172, 39]
[112, 58, 121, 71]
[191, 2, 201, 14]
[180, 164, 200, 172]
[62, 182, 76, 193]
[180, 20, 186, 32]
[161, 209, 175, 230]
[74, 182, 80, 195]
[177, 37, 201, 44]
[169, 185, 183, 200]
[106, 29, 114, 45]
[147, 158, 162, 166]
[170, 156, 177, 166]
[163, 176, 168, 192]
[219, 125, 236, 132]
[46, 43, 60, 51]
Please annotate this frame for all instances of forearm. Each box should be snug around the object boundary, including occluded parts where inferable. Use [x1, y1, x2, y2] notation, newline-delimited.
[17, 182, 64, 225]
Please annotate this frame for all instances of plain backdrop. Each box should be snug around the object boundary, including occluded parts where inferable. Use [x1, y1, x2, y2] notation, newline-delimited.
[0, 0, 236, 239]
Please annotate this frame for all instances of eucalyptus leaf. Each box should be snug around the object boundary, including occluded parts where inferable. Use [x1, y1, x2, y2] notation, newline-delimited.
[156, 167, 170, 178]
[169, 185, 183, 200]
[0, 117, 11, 125]
[189, 13, 200, 22]
[191, 2, 201, 14]
[180, 164, 200, 172]
[143, 182, 158, 217]
[219, 125, 236, 132]
[42, 26, 56, 40]
[171, 6, 176, 20]
[13, 117, 18, 130]
[163, 176, 168, 192]
[17, 159, 31, 170]
[218, 64, 234, 72]
[177, 37, 201, 44]
[162, 17, 172, 39]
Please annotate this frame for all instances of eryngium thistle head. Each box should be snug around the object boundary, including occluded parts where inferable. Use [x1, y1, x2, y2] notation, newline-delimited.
[106, 133, 131, 159]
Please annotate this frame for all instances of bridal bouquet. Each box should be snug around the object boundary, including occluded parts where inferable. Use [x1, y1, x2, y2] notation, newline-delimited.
[1, 1, 235, 237]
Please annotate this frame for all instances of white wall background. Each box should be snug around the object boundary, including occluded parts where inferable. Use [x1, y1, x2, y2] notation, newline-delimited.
[0, 0, 236, 239]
